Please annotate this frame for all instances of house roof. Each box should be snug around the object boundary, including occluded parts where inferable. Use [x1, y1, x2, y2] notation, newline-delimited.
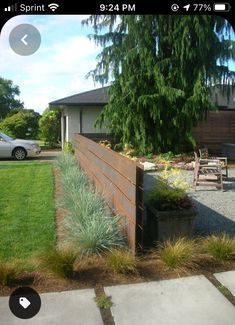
[49, 86, 109, 107]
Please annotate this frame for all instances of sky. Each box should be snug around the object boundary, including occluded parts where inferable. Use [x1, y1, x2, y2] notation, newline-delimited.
[0, 15, 103, 114]
[0, 15, 234, 114]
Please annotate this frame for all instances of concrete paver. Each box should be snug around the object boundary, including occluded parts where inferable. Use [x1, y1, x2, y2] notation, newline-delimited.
[104, 275, 235, 325]
[214, 271, 235, 296]
[0, 289, 103, 325]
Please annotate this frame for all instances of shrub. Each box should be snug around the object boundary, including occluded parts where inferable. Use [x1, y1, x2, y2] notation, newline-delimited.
[94, 294, 113, 309]
[39, 248, 77, 278]
[0, 109, 40, 139]
[158, 238, 195, 268]
[39, 109, 60, 145]
[202, 234, 235, 261]
[147, 168, 191, 210]
[105, 249, 136, 274]
[63, 141, 74, 154]
[0, 261, 22, 286]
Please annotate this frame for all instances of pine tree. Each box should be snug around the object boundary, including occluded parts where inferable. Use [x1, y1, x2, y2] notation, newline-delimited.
[83, 15, 235, 153]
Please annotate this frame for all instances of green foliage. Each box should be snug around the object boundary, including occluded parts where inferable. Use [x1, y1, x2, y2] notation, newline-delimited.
[158, 238, 195, 268]
[55, 153, 77, 173]
[0, 77, 23, 119]
[94, 294, 113, 309]
[39, 248, 77, 278]
[0, 261, 22, 285]
[0, 109, 40, 139]
[39, 109, 60, 145]
[57, 154, 125, 256]
[84, 16, 234, 153]
[147, 168, 191, 210]
[63, 141, 74, 154]
[105, 249, 136, 274]
[202, 234, 235, 261]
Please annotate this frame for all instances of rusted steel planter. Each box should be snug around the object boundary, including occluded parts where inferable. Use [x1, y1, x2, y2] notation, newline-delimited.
[145, 203, 197, 245]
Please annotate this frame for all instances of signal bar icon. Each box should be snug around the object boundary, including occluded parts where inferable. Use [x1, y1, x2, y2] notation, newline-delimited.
[48, 3, 59, 11]
[4, 3, 17, 11]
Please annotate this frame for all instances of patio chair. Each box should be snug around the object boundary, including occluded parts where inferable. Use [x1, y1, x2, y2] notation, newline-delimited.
[199, 147, 228, 178]
[193, 151, 223, 190]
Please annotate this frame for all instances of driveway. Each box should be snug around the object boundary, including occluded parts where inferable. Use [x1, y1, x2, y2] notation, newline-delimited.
[0, 150, 61, 162]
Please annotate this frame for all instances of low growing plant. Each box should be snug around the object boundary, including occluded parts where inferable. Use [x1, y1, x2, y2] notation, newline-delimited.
[55, 153, 77, 174]
[63, 141, 74, 154]
[157, 238, 195, 268]
[57, 153, 126, 256]
[94, 294, 113, 309]
[202, 234, 235, 261]
[39, 248, 77, 278]
[0, 261, 22, 286]
[105, 249, 137, 274]
[147, 168, 191, 210]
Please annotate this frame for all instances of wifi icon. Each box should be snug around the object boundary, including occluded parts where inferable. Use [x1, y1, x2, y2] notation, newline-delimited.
[48, 3, 59, 11]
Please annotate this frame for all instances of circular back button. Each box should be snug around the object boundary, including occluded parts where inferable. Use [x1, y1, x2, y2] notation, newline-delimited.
[9, 24, 41, 56]
[9, 286, 41, 319]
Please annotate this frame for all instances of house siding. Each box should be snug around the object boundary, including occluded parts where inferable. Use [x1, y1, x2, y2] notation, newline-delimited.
[82, 107, 108, 134]
[61, 106, 108, 147]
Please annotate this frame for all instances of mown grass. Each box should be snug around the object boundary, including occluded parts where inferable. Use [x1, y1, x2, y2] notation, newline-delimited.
[0, 162, 55, 261]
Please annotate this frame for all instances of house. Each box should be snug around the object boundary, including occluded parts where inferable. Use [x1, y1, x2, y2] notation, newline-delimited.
[50, 85, 235, 150]
[49, 87, 109, 148]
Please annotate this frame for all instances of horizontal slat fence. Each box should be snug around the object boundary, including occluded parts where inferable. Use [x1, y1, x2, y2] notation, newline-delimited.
[193, 111, 235, 152]
[74, 134, 144, 253]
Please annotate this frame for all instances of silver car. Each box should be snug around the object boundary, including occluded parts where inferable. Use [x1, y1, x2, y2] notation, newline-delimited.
[0, 132, 41, 160]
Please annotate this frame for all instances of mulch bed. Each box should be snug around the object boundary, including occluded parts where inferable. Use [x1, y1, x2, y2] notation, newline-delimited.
[1, 257, 235, 297]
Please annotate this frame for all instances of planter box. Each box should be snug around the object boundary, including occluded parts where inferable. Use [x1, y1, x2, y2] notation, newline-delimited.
[145, 203, 197, 245]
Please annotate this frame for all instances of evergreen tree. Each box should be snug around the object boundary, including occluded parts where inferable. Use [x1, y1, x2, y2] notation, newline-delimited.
[84, 15, 235, 153]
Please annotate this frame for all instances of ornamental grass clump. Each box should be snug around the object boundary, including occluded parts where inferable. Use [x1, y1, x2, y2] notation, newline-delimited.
[157, 237, 196, 268]
[56, 153, 125, 256]
[0, 260, 22, 286]
[55, 153, 77, 174]
[202, 234, 235, 261]
[105, 249, 137, 274]
[39, 248, 77, 278]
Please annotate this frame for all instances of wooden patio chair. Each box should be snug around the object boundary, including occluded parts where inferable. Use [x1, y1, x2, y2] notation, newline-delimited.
[193, 151, 223, 190]
[199, 147, 228, 178]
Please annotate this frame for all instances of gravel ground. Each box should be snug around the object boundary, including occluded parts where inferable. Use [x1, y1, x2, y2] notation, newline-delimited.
[144, 169, 235, 236]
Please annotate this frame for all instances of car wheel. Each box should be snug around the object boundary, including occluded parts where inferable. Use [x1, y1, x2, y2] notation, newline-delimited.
[13, 147, 27, 160]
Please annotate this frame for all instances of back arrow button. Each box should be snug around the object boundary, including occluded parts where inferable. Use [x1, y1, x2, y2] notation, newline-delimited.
[21, 34, 28, 46]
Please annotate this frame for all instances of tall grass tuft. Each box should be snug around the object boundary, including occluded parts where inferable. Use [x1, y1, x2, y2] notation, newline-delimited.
[0, 261, 22, 286]
[55, 153, 77, 174]
[105, 249, 137, 274]
[202, 234, 235, 261]
[39, 248, 77, 278]
[56, 153, 125, 256]
[157, 238, 195, 268]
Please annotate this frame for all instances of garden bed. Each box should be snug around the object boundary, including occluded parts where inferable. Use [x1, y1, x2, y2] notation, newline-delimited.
[1, 255, 235, 296]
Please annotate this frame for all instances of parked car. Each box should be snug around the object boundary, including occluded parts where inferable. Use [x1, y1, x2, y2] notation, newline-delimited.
[0, 132, 41, 160]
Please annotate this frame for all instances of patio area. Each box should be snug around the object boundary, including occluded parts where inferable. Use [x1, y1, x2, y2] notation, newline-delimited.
[144, 169, 235, 237]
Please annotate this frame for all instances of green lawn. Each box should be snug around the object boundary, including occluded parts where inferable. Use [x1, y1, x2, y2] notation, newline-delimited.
[0, 162, 55, 261]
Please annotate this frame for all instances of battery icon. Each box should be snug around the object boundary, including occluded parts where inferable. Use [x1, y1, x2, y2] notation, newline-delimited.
[213, 3, 231, 11]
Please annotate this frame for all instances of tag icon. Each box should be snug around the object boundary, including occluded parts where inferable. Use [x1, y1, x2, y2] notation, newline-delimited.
[19, 297, 31, 309]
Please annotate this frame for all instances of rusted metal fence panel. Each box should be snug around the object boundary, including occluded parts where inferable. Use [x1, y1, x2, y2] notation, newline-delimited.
[74, 134, 144, 253]
[193, 111, 235, 152]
